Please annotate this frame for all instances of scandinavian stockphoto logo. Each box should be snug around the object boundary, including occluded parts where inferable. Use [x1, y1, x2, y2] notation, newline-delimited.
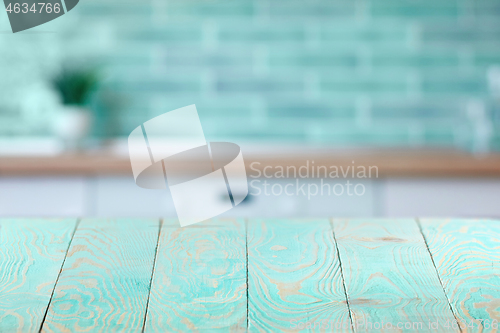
[4, 0, 79, 33]
[128, 105, 249, 227]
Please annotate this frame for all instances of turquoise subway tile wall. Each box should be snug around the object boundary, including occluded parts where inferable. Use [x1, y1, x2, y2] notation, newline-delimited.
[1, 0, 500, 150]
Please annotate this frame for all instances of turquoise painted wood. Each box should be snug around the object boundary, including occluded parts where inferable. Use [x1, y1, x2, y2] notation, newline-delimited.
[0, 218, 77, 333]
[247, 219, 351, 332]
[332, 219, 459, 332]
[2, 218, 500, 332]
[420, 219, 500, 333]
[40, 218, 160, 332]
[144, 219, 247, 332]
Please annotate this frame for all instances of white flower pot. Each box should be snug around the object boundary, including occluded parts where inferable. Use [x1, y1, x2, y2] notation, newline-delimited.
[53, 106, 93, 150]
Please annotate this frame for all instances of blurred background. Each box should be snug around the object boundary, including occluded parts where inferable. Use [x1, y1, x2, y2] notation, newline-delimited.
[1, 0, 500, 218]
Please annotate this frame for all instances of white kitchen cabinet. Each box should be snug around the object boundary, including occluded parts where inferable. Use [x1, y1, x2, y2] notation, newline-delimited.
[222, 179, 303, 218]
[93, 176, 177, 217]
[303, 179, 377, 217]
[0, 177, 87, 217]
[383, 178, 500, 218]
[222, 178, 376, 218]
[0, 176, 499, 218]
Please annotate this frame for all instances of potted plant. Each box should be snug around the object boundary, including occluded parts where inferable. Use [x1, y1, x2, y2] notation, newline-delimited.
[52, 67, 99, 150]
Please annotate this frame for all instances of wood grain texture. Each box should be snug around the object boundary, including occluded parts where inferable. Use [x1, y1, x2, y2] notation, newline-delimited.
[40, 218, 159, 333]
[144, 219, 247, 332]
[420, 218, 500, 332]
[248, 219, 351, 332]
[0, 218, 77, 333]
[333, 219, 459, 332]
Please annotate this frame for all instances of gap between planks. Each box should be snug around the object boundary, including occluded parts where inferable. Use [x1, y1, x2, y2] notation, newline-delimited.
[330, 218, 355, 332]
[416, 218, 463, 333]
[38, 218, 81, 333]
[141, 219, 163, 333]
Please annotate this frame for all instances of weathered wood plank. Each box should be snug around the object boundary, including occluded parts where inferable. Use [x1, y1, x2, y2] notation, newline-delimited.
[0, 218, 77, 333]
[248, 219, 351, 332]
[333, 219, 459, 332]
[144, 219, 247, 332]
[40, 218, 160, 332]
[420, 218, 500, 332]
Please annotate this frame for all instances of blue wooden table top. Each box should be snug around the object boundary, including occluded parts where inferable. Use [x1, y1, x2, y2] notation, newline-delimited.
[0, 218, 499, 332]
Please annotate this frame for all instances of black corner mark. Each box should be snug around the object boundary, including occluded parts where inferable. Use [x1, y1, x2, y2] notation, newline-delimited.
[4, 0, 79, 33]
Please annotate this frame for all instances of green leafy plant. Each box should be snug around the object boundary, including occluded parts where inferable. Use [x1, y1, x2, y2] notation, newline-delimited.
[52, 68, 99, 106]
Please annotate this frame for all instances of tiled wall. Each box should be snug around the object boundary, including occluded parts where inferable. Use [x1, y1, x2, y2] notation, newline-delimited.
[1, 0, 500, 150]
